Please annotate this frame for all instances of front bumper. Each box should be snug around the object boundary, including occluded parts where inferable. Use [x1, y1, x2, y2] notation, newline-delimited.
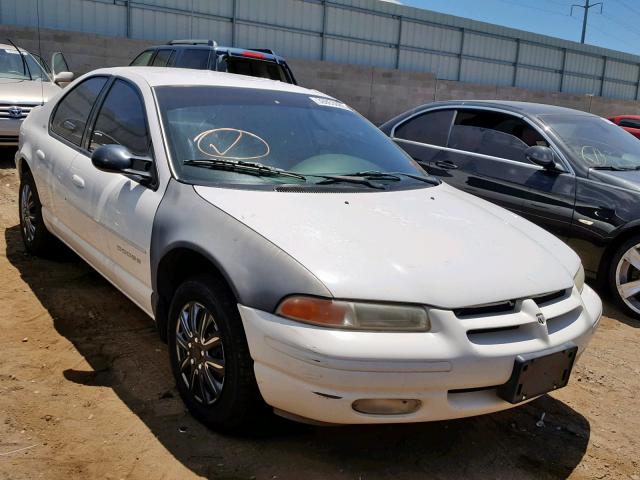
[0, 118, 22, 146]
[239, 284, 602, 424]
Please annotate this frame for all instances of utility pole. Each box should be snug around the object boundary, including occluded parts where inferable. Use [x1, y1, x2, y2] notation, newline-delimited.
[571, 0, 603, 44]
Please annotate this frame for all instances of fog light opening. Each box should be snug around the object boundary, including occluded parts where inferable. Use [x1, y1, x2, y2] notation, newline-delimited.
[352, 398, 421, 415]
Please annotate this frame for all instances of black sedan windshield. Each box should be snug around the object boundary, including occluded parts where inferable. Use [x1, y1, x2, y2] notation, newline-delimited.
[156, 86, 427, 187]
[542, 114, 640, 170]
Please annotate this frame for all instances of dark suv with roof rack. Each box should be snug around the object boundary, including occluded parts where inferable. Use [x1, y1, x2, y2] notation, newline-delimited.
[129, 39, 297, 84]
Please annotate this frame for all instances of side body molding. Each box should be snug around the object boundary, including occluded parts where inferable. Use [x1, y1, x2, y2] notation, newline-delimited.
[150, 179, 332, 313]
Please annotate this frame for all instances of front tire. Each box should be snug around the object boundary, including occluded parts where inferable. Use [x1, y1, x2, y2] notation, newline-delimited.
[167, 274, 264, 431]
[610, 236, 640, 318]
[19, 170, 58, 256]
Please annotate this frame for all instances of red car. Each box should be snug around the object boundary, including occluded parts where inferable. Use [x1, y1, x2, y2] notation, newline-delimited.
[608, 115, 640, 139]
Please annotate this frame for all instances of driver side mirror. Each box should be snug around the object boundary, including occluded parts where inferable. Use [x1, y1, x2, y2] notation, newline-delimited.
[53, 71, 74, 86]
[91, 144, 155, 186]
[525, 145, 559, 170]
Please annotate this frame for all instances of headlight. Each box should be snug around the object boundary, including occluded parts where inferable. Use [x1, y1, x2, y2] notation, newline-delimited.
[275, 296, 430, 332]
[574, 264, 585, 293]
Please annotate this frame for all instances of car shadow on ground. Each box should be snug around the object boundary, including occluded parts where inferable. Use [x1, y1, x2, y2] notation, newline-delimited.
[5, 224, 591, 479]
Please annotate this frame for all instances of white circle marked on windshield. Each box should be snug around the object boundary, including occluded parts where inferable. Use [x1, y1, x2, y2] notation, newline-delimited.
[194, 128, 270, 161]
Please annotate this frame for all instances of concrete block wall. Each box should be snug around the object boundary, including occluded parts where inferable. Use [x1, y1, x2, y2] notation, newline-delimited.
[4, 24, 640, 124]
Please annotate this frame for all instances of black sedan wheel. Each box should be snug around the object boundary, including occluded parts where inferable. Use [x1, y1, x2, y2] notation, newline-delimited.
[611, 236, 640, 318]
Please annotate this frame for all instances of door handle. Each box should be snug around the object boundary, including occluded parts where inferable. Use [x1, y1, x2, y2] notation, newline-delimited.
[36, 149, 45, 161]
[71, 174, 85, 189]
[435, 160, 459, 170]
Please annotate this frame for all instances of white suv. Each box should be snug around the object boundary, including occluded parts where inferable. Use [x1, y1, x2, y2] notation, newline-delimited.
[16, 67, 602, 430]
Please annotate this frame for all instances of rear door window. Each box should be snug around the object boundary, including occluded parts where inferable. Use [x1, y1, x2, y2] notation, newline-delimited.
[89, 79, 150, 155]
[394, 109, 455, 147]
[177, 49, 210, 69]
[131, 50, 154, 66]
[50, 76, 108, 146]
[151, 49, 174, 67]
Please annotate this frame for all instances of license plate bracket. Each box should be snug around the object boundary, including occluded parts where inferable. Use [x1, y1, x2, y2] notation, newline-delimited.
[497, 343, 578, 404]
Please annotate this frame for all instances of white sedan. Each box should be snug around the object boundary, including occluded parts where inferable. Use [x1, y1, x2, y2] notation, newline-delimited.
[16, 67, 602, 429]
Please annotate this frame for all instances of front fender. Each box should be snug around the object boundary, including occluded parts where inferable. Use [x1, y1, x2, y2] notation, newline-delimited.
[150, 179, 332, 312]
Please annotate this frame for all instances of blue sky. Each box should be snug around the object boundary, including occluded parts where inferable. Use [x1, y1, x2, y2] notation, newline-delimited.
[388, 0, 640, 56]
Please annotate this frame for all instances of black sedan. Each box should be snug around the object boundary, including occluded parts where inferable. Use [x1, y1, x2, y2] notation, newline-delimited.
[381, 100, 640, 318]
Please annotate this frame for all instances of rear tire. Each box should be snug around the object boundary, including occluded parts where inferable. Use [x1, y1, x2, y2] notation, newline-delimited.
[167, 274, 264, 431]
[609, 235, 640, 319]
[19, 169, 58, 256]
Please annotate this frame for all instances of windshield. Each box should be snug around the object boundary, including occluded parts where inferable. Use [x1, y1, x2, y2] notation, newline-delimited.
[156, 86, 428, 188]
[0, 47, 51, 81]
[542, 114, 640, 169]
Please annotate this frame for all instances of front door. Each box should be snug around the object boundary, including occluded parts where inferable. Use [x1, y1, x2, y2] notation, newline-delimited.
[71, 78, 163, 313]
[394, 107, 576, 239]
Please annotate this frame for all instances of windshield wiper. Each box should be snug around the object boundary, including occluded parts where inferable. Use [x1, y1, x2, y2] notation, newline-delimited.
[313, 175, 387, 190]
[183, 159, 306, 181]
[591, 165, 640, 171]
[343, 170, 441, 186]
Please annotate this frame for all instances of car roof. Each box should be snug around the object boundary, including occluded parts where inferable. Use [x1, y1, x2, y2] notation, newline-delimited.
[89, 66, 321, 95]
[145, 43, 286, 62]
[409, 99, 595, 118]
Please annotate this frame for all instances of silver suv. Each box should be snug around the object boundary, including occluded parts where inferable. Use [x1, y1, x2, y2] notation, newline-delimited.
[0, 42, 73, 146]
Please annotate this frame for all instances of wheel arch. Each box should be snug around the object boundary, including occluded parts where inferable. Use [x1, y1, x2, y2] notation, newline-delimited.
[154, 244, 239, 342]
[598, 223, 640, 285]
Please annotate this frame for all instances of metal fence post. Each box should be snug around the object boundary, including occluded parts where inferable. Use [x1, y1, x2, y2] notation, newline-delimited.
[559, 48, 567, 92]
[232, 0, 237, 47]
[126, 0, 132, 38]
[599, 56, 607, 96]
[457, 28, 465, 81]
[512, 38, 520, 87]
[321, 0, 327, 61]
[395, 16, 402, 70]
[635, 65, 640, 100]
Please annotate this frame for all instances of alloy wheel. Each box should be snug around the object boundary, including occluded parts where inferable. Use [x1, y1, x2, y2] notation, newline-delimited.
[20, 183, 37, 244]
[615, 243, 640, 315]
[175, 301, 225, 405]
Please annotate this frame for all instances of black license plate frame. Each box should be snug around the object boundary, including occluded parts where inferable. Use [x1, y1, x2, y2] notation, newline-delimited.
[497, 343, 578, 404]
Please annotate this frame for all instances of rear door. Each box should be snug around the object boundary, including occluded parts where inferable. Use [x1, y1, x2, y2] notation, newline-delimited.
[150, 49, 175, 67]
[174, 48, 211, 69]
[47, 75, 109, 228]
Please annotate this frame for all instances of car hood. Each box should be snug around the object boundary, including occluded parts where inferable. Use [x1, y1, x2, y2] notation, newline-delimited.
[194, 183, 580, 308]
[588, 168, 640, 191]
[0, 78, 60, 104]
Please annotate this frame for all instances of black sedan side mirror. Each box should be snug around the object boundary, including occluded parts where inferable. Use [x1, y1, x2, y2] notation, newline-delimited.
[525, 145, 557, 170]
[91, 144, 154, 185]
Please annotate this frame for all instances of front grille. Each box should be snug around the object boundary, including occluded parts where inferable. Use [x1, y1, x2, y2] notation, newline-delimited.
[458, 288, 577, 345]
[0, 103, 37, 119]
[454, 300, 516, 318]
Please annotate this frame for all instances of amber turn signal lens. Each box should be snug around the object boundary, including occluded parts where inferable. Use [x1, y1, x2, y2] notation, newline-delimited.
[276, 296, 349, 327]
[276, 296, 430, 331]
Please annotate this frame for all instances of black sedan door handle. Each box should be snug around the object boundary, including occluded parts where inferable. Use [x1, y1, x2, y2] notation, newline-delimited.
[434, 160, 459, 170]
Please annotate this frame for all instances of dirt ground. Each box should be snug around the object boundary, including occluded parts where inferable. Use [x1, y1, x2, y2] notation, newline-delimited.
[0, 149, 638, 480]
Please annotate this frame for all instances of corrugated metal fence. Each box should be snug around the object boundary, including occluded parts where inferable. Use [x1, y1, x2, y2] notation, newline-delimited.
[2, 0, 640, 100]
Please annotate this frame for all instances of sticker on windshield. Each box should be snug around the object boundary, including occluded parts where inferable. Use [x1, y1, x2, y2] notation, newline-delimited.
[309, 96, 351, 110]
[194, 128, 270, 160]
